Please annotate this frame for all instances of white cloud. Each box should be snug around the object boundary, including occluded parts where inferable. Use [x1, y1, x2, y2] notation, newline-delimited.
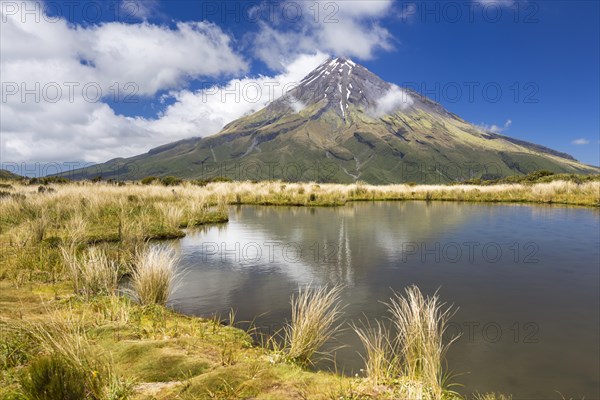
[478, 119, 512, 133]
[0, 1, 252, 164]
[572, 138, 590, 145]
[135, 52, 328, 141]
[1, 18, 327, 165]
[370, 85, 414, 117]
[1, 8, 248, 96]
[251, 0, 395, 70]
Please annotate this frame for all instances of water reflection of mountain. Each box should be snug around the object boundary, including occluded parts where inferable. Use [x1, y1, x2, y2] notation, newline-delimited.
[180, 202, 472, 286]
[169, 201, 475, 320]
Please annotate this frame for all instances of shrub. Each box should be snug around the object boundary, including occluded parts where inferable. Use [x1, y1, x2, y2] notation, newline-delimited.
[160, 176, 182, 186]
[191, 176, 233, 187]
[140, 176, 157, 185]
[17, 314, 112, 400]
[525, 170, 554, 181]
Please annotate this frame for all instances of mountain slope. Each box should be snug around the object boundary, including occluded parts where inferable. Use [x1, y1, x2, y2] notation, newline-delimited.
[64, 57, 598, 183]
[0, 169, 24, 180]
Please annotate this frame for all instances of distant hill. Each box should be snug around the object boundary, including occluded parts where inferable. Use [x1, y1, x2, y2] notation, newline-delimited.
[61, 57, 599, 183]
[0, 169, 23, 180]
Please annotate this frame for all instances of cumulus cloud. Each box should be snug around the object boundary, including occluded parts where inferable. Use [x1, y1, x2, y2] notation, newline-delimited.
[1, 8, 247, 96]
[370, 85, 414, 117]
[572, 138, 590, 145]
[251, 0, 394, 70]
[478, 119, 512, 134]
[135, 52, 327, 141]
[0, 1, 251, 164]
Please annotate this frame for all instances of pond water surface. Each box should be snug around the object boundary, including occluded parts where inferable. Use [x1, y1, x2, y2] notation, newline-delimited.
[169, 202, 600, 398]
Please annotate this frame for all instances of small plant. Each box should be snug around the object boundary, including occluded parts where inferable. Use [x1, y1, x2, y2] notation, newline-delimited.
[65, 212, 88, 246]
[28, 211, 49, 244]
[161, 204, 184, 230]
[284, 284, 344, 366]
[352, 319, 397, 385]
[17, 314, 111, 400]
[20, 354, 91, 400]
[105, 374, 136, 400]
[130, 246, 180, 306]
[386, 286, 458, 399]
[61, 246, 119, 298]
[0, 324, 32, 370]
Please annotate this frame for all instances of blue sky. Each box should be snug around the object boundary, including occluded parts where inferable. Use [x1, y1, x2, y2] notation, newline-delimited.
[1, 0, 599, 175]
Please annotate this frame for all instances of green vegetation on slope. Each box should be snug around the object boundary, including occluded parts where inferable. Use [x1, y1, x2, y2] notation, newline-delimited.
[56, 104, 598, 184]
[0, 169, 23, 181]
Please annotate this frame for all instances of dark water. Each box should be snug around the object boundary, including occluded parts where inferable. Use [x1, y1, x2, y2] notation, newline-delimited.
[169, 202, 600, 398]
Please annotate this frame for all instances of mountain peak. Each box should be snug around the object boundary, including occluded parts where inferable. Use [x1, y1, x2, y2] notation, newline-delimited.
[283, 56, 391, 121]
[323, 56, 356, 67]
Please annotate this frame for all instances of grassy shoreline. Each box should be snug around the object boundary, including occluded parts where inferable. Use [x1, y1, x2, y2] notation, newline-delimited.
[1, 177, 596, 399]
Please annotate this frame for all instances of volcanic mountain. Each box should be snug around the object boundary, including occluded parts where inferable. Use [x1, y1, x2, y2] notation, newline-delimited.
[68, 57, 597, 183]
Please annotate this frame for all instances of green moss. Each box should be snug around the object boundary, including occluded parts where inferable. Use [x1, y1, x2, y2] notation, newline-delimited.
[113, 341, 211, 382]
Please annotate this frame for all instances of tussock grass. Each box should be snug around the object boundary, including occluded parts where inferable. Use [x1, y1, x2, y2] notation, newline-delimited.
[15, 309, 133, 400]
[386, 286, 458, 399]
[130, 246, 180, 306]
[65, 210, 88, 246]
[0, 181, 229, 286]
[352, 319, 397, 385]
[284, 285, 345, 366]
[61, 246, 119, 298]
[161, 204, 185, 230]
[0, 279, 469, 400]
[352, 287, 459, 398]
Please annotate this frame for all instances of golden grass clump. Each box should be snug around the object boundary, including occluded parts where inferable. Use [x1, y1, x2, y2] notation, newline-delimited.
[386, 286, 458, 399]
[61, 246, 119, 298]
[352, 319, 397, 385]
[284, 284, 344, 366]
[160, 204, 184, 230]
[65, 211, 88, 246]
[15, 309, 132, 400]
[130, 245, 180, 306]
